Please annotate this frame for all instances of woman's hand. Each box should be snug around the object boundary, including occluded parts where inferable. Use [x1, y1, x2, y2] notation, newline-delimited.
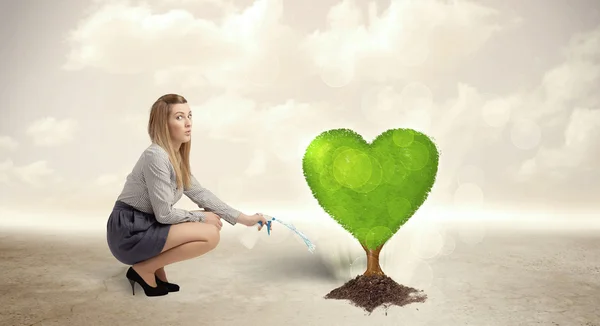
[204, 212, 223, 230]
[193, 210, 222, 230]
[238, 213, 270, 231]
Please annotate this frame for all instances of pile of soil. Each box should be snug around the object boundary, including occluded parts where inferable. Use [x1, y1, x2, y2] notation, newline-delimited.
[324, 274, 427, 314]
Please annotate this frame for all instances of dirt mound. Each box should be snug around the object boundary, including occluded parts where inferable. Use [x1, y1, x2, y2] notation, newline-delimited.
[324, 274, 427, 314]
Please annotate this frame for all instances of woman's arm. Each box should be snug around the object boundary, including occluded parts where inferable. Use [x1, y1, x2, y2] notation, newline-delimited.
[183, 174, 242, 226]
[143, 152, 205, 224]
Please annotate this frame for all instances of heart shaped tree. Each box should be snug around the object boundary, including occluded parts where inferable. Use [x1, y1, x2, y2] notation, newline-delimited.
[302, 128, 439, 313]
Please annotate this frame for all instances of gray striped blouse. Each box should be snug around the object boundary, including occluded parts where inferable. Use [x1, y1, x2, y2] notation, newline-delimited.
[116, 143, 241, 225]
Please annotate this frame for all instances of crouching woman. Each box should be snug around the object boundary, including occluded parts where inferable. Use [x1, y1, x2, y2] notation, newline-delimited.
[106, 94, 268, 297]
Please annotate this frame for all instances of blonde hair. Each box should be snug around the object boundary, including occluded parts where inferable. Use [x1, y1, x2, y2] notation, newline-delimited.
[148, 94, 192, 190]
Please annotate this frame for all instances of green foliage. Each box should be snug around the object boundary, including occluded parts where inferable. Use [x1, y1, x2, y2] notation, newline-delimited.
[302, 128, 439, 250]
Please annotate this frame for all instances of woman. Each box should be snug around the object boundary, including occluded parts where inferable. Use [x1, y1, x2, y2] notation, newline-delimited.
[106, 93, 269, 297]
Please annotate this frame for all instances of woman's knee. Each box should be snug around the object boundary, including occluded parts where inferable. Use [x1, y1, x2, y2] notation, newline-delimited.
[205, 224, 221, 249]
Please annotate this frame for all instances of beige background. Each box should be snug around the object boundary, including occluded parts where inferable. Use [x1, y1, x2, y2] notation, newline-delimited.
[1, 0, 599, 224]
[2, 1, 600, 325]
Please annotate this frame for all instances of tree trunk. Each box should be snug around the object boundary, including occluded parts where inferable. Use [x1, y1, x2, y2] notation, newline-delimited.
[360, 243, 385, 276]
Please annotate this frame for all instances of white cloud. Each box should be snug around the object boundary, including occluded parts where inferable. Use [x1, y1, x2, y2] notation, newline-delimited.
[508, 26, 600, 185]
[64, 0, 514, 92]
[359, 82, 435, 139]
[23, 169, 132, 213]
[244, 149, 267, 177]
[255, 99, 352, 162]
[118, 112, 149, 140]
[0, 159, 14, 184]
[132, 15, 598, 206]
[0, 136, 18, 152]
[190, 93, 351, 161]
[93, 171, 129, 199]
[301, 0, 516, 86]
[192, 93, 260, 142]
[12, 0, 598, 212]
[256, 100, 358, 165]
[0, 159, 66, 197]
[351, 23, 600, 204]
[26, 117, 79, 147]
[516, 107, 600, 180]
[95, 173, 121, 186]
[12, 160, 56, 188]
[532, 26, 600, 119]
[157, 0, 235, 9]
[64, 0, 295, 90]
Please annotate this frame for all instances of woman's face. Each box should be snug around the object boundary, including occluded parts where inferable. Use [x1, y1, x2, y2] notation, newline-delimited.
[168, 103, 192, 146]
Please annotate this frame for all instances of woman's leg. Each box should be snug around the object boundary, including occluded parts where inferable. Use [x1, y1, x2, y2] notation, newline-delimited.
[132, 222, 220, 286]
[155, 267, 168, 282]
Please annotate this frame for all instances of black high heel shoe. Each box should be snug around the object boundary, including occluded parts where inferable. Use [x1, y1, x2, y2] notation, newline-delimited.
[156, 276, 180, 292]
[126, 267, 168, 297]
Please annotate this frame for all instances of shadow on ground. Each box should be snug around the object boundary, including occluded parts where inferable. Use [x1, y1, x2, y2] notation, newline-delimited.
[240, 247, 336, 282]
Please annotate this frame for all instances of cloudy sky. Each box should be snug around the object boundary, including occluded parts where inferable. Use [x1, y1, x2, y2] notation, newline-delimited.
[1, 0, 599, 219]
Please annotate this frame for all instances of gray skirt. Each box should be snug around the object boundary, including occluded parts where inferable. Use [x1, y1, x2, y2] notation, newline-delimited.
[106, 200, 171, 265]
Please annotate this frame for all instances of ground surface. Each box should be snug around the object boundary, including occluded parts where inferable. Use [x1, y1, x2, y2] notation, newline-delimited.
[1, 219, 599, 326]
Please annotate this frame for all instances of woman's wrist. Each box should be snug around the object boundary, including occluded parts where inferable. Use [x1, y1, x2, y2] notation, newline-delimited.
[189, 210, 206, 222]
[237, 213, 249, 225]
